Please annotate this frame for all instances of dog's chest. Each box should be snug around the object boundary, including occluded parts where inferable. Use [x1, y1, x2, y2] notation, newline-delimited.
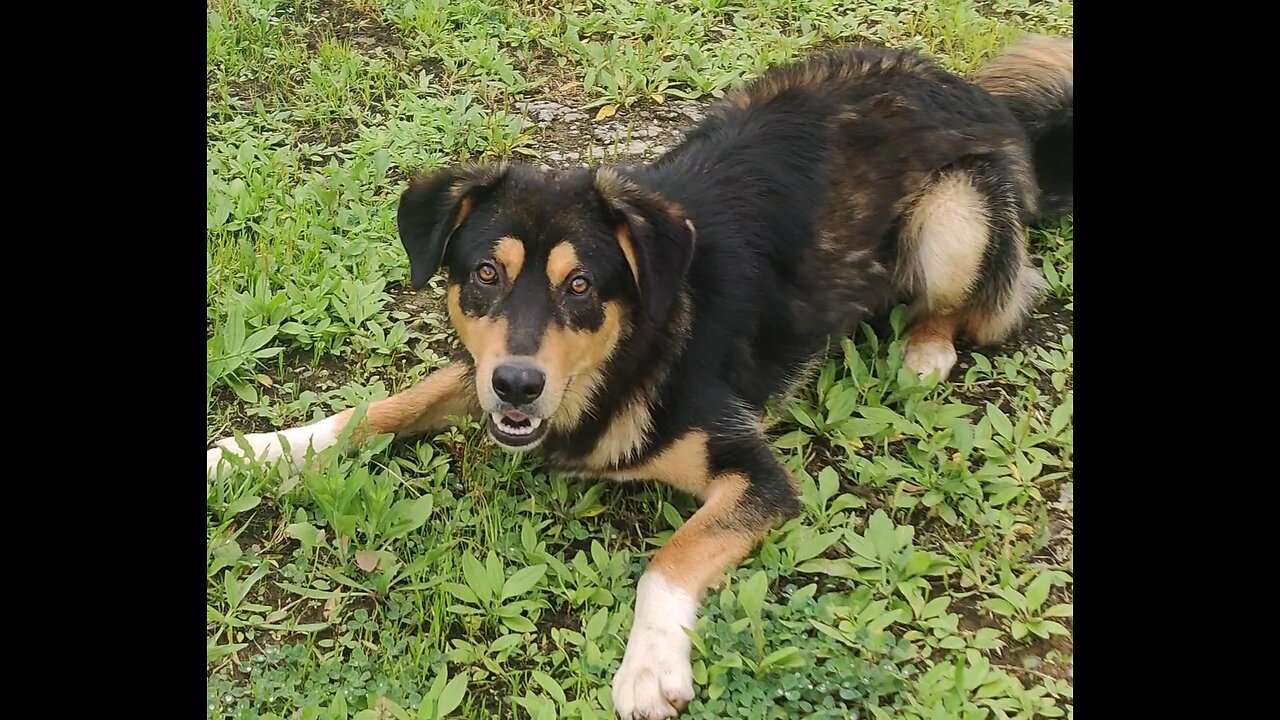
[545, 423, 711, 499]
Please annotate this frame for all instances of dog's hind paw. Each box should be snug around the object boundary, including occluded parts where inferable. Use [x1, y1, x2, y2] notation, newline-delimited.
[904, 335, 959, 380]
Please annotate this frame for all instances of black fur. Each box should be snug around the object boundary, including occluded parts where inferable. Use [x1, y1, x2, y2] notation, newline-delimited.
[398, 163, 510, 290]
[397, 40, 1074, 521]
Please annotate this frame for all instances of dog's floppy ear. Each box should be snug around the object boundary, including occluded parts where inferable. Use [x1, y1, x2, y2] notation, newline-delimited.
[397, 162, 509, 289]
[593, 168, 696, 324]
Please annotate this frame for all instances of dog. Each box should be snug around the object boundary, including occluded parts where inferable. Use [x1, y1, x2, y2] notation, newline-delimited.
[207, 35, 1073, 719]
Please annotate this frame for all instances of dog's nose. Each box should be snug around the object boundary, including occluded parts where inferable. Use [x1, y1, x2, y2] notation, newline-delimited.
[492, 363, 546, 405]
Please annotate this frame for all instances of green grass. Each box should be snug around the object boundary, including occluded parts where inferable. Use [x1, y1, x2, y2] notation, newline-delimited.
[206, 1, 1074, 718]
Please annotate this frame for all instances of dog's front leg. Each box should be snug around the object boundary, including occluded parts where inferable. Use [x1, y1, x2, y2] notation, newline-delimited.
[206, 363, 476, 476]
[612, 441, 799, 719]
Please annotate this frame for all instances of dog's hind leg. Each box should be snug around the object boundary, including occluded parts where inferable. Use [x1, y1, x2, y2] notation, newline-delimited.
[612, 432, 799, 719]
[899, 168, 990, 379]
[903, 311, 963, 380]
[206, 363, 477, 477]
[899, 158, 1044, 379]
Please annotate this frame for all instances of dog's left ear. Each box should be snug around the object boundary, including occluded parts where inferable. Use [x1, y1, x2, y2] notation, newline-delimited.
[397, 162, 509, 289]
[593, 168, 696, 324]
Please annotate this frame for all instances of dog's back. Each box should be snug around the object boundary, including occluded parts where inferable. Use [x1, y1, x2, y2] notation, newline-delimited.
[631, 38, 1073, 403]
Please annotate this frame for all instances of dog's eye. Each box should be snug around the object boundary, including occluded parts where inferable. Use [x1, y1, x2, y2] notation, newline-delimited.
[568, 275, 591, 296]
[475, 261, 499, 285]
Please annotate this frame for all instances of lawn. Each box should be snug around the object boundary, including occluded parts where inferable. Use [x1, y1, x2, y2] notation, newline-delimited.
[205, 1, 1074, 718]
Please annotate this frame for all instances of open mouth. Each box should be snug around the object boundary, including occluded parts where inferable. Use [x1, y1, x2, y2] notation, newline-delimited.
[487, 410, 548, 448]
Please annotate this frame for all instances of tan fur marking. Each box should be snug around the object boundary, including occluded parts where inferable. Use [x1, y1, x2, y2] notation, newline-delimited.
[451, 196, 474, 231]
[341, 364, 477, 442]
[593, 167, 642, 211]
[648, 474, 766, 599]
[493, 236, 525, 281]
[971, 35, 1073, 100]
[907, 313, 961, 349]
[582, 391, 656, 469]
[560, 294, 691, 462]
[615, 226, 641, 289]
[593, 430, 713, 497]
[447, 284, 509, 408]
[901, 172, 990, 312]
[547, 242, 580, 287]
[447, 285, 507, 363]
[544, 302, 627, 431]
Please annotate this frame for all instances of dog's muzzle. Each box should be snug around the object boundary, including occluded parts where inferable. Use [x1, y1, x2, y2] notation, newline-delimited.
[486, 358, 550, 449]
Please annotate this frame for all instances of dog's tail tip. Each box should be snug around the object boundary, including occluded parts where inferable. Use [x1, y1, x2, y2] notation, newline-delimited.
[972, 35, 1073, 128]
[973, 35, 1073, 221]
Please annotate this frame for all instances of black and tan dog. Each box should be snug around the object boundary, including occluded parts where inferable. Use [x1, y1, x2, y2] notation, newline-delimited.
[208, 35, 1072, 719]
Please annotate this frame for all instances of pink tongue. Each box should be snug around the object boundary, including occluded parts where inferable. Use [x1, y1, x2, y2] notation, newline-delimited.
[503, 411, 528, 423]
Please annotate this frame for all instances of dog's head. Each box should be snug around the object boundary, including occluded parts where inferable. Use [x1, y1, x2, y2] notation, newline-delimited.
[397, 162, 695, 451]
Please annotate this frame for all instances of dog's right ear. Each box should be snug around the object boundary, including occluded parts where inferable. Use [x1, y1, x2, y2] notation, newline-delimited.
[397, 162, 509, 289]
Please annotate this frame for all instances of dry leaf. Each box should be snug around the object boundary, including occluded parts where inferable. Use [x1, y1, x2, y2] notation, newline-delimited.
[595, 104, 618, 122]
[356, 550, 380, 572]
[256, 374, 274, 387]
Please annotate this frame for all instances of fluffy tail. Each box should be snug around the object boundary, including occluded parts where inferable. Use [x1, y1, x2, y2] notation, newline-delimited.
[972, 35, 1073, 220]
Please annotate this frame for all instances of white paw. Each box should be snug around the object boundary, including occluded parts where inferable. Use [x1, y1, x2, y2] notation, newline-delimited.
[904, 335, 958, 380]
[206, 417, 342, 478]
[612, 574, 697, 719]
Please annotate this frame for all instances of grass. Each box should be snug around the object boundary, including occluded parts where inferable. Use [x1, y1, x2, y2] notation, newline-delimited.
[206, 1, 1074, 718]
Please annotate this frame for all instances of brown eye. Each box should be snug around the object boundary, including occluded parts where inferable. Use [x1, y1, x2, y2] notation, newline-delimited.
[475, 261, 499, 285]
[568, 275, 591, 295]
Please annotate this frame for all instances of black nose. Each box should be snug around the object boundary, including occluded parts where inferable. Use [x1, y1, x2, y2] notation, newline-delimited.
[492, 363, 546, 405]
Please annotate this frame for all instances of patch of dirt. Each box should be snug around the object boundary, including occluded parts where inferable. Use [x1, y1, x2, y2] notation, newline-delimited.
[281, 0, 410, 159]
[230, 510, 289, 552]
[209, 77, 273, 115]
[998, 631, 1073, 683]
[952, 592, 1073, 684]
[288, 352, 359, 397]
[287, 0, 404, 57]
[385, 282, 446, 321]
[212, 0, 409, 123]
[951, 294, 1074, 411]
[207, 349, 355, 442]
[511, 98, 709, 169]
[516, 45, 590, 106]
[208, 383, 279, 438]
[295, 117, 359, 153]
[1035, 485, 1074, 603]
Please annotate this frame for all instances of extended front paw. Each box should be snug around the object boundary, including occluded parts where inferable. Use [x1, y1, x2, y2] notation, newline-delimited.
[611, 623, 695, 719]
[206, 432, 283, 476]
[612, 573, 699, 719]
[206, 417, 342, 477]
